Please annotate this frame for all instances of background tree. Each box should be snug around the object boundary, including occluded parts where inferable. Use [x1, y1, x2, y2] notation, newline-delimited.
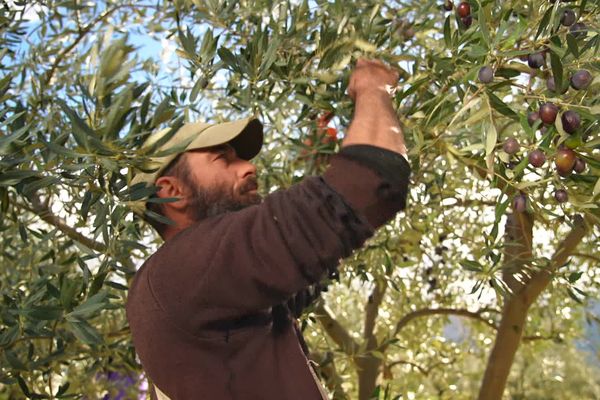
[0, 0, 598, 399]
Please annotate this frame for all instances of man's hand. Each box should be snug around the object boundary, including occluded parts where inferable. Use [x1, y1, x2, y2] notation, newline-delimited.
[347, 59, 400, 102]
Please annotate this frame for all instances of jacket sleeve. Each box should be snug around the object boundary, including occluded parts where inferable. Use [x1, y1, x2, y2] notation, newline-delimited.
[147, 145, 411, 331]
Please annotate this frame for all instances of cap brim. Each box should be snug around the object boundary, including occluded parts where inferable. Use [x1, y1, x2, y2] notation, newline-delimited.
[187, 118, 263, 160]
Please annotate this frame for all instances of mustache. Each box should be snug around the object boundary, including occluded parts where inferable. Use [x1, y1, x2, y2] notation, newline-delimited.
[240, 175, 258, 193]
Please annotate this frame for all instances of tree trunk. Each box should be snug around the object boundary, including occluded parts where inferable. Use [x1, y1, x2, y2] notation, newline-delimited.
[478, 212, 533, 400]
[357, 281, 386, 400]
[477, 293, 529, 400]
[356, 356, 382, 400]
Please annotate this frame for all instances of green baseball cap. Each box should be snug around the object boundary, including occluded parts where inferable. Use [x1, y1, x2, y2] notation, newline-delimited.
[131, 117, 263, 188]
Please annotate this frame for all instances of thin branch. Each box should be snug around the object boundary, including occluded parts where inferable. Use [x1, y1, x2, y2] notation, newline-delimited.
[523, 214, 588, 305]
[314, 302, 359, 356]
[387, 359, 429, 376]
[572, 252, 600, 264]
[385, 307, 498, 352]
[522, 334, 559, 342]
[363, 280, 386, 349]
[19, 196, 107, 253]
[43, 5, 125, 86]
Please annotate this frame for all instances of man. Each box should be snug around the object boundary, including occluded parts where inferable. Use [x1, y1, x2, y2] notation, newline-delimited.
[126, 59, 411, 399]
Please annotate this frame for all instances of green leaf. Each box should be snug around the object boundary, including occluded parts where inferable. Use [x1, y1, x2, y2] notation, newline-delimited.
[81, 191, 93, 221]
[536, 7, 553, 39]
[190, 77, 208, 102]
[6, 351, 27, 371]
[460, 259, 483, 272]
[0, 124, 31, 148]
[105, 281, 128, 291]
[18, 222, 28, 244]
[57, 99, 93, 150]
[67, 320, 102, 345]
[144, 209, 176, 226]
[549, 51, 563, 90]
[89, 272, 107, 297]
[485, 122, 497, 156]
[66, 292, 108, 320]
[20, 306, 62, 320]
[217, 47, 241, 74]
[16, 375, 31, 396]
[22, 176, 61, 197]
[56, 382, 70, 397]
[150, 97, 175, 128]
[444, 16, 452, 48]
[258, 37, 280, 79]
[199, 28, 218, 60]
[566, 33, 579, 58]
[0, 325, 20, 347]
[478, 6, 490, 48]
[567, 287, 583, 304]
[41, 138, 85, 158]
[487, 91, 518, 120]
[122, 182, 158, 201]
[568, 271, 583, 283]
[593, 177, 600, 198]
[494, 68, 520, 79]
[0, 170, 40, 186]
[0, 111, 25, 129]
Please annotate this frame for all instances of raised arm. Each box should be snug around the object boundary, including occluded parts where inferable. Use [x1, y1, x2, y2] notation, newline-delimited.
[342, 59, 408, 157]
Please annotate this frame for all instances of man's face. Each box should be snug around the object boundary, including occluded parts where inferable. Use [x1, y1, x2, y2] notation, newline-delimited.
[180, 143, 262, 221]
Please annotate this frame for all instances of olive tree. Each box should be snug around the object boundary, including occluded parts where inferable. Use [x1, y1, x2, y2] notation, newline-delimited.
[0, 0, 598, 399]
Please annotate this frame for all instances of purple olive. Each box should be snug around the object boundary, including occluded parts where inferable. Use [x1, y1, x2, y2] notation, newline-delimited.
[540, 103, 559, 125]
[561, 110, 581, 134]
[570, 70, 592, 90]
[528, 52, 545, 69]
[503, 137, 520, 154]
[527, 111, 540, 127]
[554, 189, 568, 203]
[569, 22, 587, 39]
[546, 76, 568, 94]
[528, 149, 546, 168]
[461, 15, 473, 27]
[457, 2, 471, 17]
[443, 0, 453, 11]
[478, 66, 494, 83]
[573, 158, 586, 173]
[513, 194, 527, 212]
[555, 147, 576, 176]
[560, 9, 576, 26]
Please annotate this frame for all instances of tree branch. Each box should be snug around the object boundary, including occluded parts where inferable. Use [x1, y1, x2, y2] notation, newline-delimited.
[309, 351, 347, 399]
[314, 302, 359, 356]
[390, 307, 498, 346]
[43, 5, 125, 86]
[387, 357, 456, 377]
[21, 196, 107, 253]
[387, 359, 429, 376]
[363, 280, 386, 349]
[523, 214, 588, 306]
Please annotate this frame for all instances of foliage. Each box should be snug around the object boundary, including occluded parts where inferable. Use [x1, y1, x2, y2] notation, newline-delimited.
[0, 0, 599, 398]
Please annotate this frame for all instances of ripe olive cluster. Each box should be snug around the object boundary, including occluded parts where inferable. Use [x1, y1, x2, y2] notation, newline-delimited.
[442, 1, 473, 26]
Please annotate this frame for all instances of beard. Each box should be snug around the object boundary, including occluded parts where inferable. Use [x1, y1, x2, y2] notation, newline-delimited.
[187, 175, 262, 221]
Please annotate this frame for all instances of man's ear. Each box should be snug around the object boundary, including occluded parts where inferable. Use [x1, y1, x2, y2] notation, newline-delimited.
[154, 176, 189, 211]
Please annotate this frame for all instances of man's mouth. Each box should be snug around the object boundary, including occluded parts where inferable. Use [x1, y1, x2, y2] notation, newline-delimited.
[243, 180, 258, 193]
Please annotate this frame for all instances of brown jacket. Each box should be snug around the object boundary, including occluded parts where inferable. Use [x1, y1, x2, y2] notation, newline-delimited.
[126, 145, 411, 399]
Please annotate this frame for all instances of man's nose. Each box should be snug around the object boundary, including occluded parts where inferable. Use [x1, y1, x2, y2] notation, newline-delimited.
[238, 159, 257, 179]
